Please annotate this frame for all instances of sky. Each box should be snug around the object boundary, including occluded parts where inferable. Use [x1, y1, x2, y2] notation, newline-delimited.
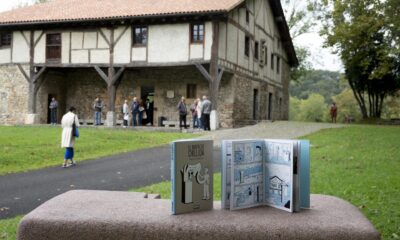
[0, 0, 343, 72]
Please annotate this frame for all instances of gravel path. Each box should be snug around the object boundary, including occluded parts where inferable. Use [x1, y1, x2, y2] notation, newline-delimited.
[200, 121, 346, 147]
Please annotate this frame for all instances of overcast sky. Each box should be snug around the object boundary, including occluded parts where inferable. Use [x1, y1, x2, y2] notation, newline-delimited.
[0, 0, 343, 72]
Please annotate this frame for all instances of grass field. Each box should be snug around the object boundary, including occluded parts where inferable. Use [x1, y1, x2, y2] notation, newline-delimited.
[0, 125, 192, 175]
[0, 216, 21, 240]
[133, 125, 400, 240]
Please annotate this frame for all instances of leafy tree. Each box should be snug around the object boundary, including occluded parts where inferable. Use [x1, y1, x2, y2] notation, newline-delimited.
[298, 93, 327, 122]
[290, 70, 344, 103]
[289, 96, 301, 120]
[315, 0, 400, 119]
[331, 89, 363, 123]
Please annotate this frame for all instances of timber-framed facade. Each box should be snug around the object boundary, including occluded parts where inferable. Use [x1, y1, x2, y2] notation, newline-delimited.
[0, 0, 297, 128]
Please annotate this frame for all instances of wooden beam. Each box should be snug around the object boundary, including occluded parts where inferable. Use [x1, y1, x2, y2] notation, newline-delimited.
[34, 31, 45, 48]
[111, 67, 125, 86]
[114, 25, 129, 45]
[217, 68, 224, 84]
[98, 29, 110, 47]
[32, 67, 47, 83]
[16, 64, 30, 83]
[194, 62, 212, 82]
[94, 65, 109, 85]
[20, 31, 30, 46]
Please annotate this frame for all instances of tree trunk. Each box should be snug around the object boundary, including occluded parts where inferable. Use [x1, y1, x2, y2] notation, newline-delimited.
[349, 80, 368, 118]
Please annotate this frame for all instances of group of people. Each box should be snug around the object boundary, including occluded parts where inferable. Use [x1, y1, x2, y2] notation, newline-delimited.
[93, 97, 153, 127]
[121, 97, 154, 128]
[177, 95, 212, 131]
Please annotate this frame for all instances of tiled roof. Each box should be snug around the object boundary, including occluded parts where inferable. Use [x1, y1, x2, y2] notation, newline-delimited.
[0, 0, 244, 25]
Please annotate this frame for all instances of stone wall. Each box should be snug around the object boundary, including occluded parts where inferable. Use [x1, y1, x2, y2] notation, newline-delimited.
[0, 64, 287, 128]
[0, 65, 29, 125]
[231, 74, 288, 127]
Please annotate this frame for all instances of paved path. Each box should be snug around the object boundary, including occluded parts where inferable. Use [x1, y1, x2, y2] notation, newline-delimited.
[0, 121, 344, 220]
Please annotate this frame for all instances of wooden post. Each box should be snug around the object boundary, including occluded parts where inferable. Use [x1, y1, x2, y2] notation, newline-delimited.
[108, 28, 116, 112]
[209, 21, 220, 110]
[17, 30, 47, 118]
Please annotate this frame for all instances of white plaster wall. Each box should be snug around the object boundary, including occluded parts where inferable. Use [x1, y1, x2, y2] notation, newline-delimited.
[12, 31, 30, 63]
[204, 22, 213, 60]
[114, 27, 131, 64]
[148, 24, 189, 63]
[71, 32, 83, 49]
[0, 49, 11, 64]
[84, 32, 97, 49]
[218, 22, 227, 60]
[61, 32, 70, 64]
[34, 31, 45, 64]
[190, 44, 203, 59]
[90, 49, 109, 63]
[98, 28, 110, 48]
[226, 23, 238, 64]
[71, 50, 89, 63]
[132, 47, 147, 62]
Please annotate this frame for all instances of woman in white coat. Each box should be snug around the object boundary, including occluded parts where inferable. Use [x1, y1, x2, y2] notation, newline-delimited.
[61, 107, 80, 168]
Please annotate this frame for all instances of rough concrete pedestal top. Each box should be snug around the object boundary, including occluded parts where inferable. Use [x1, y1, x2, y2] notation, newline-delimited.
[17, 190, 380, 240]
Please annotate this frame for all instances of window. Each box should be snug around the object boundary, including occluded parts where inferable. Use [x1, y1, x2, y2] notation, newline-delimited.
[246, 10, 250, 24]
[264, 46, 268, 66]
[245, 36, 250, 57]
[0, 32, 12, 48]
[191, 23, 204, 43]
[277, 57, 281, 74]
[133, 26, 148, 46]
[187, 84, 197, 99]
[254, 41, 259, 60]
[46, 33, 61, 62]
[271, 53, 274, 70]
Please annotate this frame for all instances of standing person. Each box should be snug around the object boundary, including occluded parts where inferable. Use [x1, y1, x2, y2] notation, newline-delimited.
[138, 99, 145, 126]
[201, 96, 212, 131]
[49, 97, 59, 125]
[330, 102, 338, 123]
[177, 96, 188, 129]
[122, 99, 129, 128]
[61, 107, 80, 168]
[145, 98, 154, 126]
[93, 97, 104, 125]
[190, 99, 198, 129]
[196, 97, 203, 129]
[131, 97, 139, 126]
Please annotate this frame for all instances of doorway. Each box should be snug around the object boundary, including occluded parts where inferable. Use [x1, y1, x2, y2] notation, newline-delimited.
[47, 94, 57, 124]
[268, 93, 273, 120]
[141, 86, 155, 126]
[253, 89, 258, 120]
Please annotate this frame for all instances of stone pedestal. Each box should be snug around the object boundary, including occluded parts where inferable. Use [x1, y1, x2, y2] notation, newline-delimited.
[105, 111, 116, 127]
[210, 110, 218, 131]
[18, 190, 380, 240]
[25, 114, 40, 125]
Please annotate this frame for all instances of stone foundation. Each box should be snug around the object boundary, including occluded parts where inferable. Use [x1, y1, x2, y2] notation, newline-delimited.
[0, 65, 289, 128]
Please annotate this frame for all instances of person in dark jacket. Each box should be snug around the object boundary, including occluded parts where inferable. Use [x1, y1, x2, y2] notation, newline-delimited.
[131, 97, 139, 126]
[93, 97, 104, 125]
[49, 97, 59, 125]
[177, 96, 188, 129]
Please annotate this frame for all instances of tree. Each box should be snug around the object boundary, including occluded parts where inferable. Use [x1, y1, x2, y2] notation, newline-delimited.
[315, 0, 400, 119]
[298, 93, 327, 122]
[283, 0, 315, 82]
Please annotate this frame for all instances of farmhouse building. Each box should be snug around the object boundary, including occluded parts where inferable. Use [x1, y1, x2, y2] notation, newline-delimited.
[0, 0, 297, 127]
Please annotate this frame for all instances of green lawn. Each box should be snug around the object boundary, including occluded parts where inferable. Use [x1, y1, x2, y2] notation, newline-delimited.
[0, 216, 21, 240]
[133, 125, 400, 240]
[0, 126, 192, 175]
[1, 125, 399, 239]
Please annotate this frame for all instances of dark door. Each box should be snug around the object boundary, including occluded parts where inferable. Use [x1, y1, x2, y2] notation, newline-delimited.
[47, 94, 57, 123]
[253, 89, 258, 120]
[141, 86, 155, 126]
[268, 93, 273, 120]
